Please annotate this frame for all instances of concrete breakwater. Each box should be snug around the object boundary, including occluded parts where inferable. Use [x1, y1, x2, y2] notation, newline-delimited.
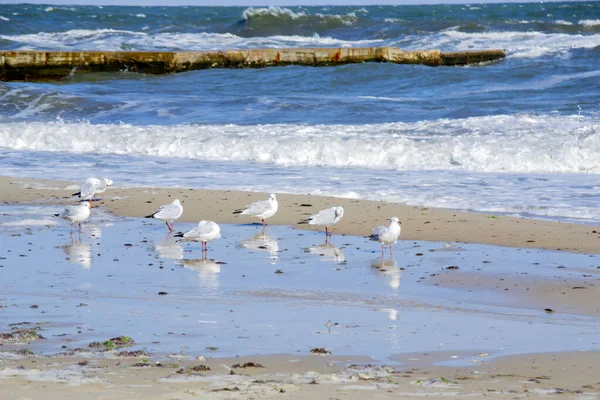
[0, 47, 506, 81]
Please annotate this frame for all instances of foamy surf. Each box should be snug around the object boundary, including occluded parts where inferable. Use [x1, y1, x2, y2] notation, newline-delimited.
[0, 115, 596, 174]
[0, 29, 382, 51]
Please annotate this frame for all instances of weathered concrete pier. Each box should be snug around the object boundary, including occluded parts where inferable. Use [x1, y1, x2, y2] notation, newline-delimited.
[0, 47, 505, 82]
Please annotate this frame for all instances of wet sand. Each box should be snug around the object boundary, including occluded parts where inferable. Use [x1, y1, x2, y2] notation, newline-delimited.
[1, 351, 600, 399]
[1, 175, 600, 398]
[2, 175, 600, 253]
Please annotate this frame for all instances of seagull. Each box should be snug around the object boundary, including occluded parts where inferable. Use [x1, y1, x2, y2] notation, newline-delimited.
[94, 178, 113, 200]
[72, 178, 98, 207]
[175, 220, 221, 252]
[298, 206, 344, 236]
[233, 194, 278, 226]
[369, 217, 402, 259]
[145, 199, 183, 232]
[55, 202, 91, 234]
[73, 177, 113, 204]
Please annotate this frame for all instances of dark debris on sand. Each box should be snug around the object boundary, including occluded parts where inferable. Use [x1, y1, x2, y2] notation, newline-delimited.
[88, 335, 135, 350]
[0, 326, 45, 344]
[231, 362, 264, 369]
[176, 365, 211, 375]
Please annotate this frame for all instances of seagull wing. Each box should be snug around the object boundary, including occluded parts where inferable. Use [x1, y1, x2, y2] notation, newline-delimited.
[154, 202, 180, 220]
[369, 225, 387, 240]
[309, 207, 337, 225]
[79, 178, 98, 199]
[244, 199, 270, 216]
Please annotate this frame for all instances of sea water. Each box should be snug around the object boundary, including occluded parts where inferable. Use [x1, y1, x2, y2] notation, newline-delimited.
[0, 3, 599, 222]
[1, 205, 598, 361]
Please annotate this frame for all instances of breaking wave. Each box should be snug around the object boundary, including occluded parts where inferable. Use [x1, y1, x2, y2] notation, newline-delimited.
[0, 115, 598, 174]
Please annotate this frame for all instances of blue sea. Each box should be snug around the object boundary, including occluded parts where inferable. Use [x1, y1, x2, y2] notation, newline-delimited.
[0, 2, 599, 222]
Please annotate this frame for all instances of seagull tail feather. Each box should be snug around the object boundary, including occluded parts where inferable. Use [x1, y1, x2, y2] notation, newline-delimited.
[232, 209, 243, 215]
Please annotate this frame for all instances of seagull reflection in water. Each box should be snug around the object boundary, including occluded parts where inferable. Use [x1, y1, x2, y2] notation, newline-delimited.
[154, 234, 184, 260]
[241, 229, 279, 262]
[180, 257, 222, 290]
[370, 258, 401, 290]
[61, 237, 92, 269]
[305, 243, 345, 263]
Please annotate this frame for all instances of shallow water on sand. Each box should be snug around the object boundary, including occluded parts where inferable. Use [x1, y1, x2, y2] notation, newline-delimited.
[0, 205, 598, 364]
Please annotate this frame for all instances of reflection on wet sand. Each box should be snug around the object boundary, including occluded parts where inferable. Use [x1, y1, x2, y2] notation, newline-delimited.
[86, 224, 102, 239]
[370, 258, 401, 289]
[61, 237, 92, 269]
[379, 307, 399, 321]
[305, 243, 345, 262]
[241, 230, 279, 262]
[154, 234, 183, 260]
[180, 258, 222, 290]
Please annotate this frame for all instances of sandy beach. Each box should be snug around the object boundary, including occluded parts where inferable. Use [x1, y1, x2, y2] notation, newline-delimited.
[2, 176, 600, 253]
[1, 175, 600, 399]
[1, 351, 600, 399]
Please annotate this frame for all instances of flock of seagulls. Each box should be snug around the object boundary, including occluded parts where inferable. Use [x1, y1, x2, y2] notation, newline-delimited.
[58, 183, 403, 257]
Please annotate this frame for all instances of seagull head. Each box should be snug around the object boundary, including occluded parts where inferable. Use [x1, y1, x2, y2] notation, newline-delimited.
[81, 202, 91, 208]
[104, 178, 114, 186]
[269, 193, 277, 201]
[390, 217, 400, 225]
[335, 206, 344, 218]
[173, 199, 181, 205]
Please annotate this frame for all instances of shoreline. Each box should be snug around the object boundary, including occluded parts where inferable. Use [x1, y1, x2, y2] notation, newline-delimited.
[2, 175, 599, 254]
[2, 174, 600, 398]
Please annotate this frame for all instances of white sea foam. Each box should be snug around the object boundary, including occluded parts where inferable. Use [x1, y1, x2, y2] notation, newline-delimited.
[0, 29, 380, 51]
[241, 6, 358, 26]
[1, 219, 58, 227]
[0, 16, 9, 21]
[555, 20, 573, 26]
[242, 6, 306, 21]
[0, 115, 597, 174]
[579, 19, 600, 27]
[399, 30, 600, 59]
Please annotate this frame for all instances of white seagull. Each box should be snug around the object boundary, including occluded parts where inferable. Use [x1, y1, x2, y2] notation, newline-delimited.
[175, 220, 221, 252]
[369, 217, 402, 259]
[94, 178, 113, 200]
[72, 177, 113, 204]
[73, 178, 97, 206]
[55, 202, 91, 234]
[233, 194, 278, 226]
[145, 199, 183, 232]
[298, 206, 344, 236]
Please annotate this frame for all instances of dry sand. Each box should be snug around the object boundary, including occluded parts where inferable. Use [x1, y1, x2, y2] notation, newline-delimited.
[2, 175, 600, 398]
[2, 175, 600, 253]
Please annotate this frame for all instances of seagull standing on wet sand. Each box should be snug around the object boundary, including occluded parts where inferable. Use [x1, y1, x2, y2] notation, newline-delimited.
[175, 220, 221, 253]
[145, 199, 183, 232]
[233, 194, 278, 227]
[73, 177, 113, 205]
[55, 202, 91, 234]
[298, 206, 344, 237]
[72, 178, 97, 207]
[94, 178, 113, 200]
[369, 217, 402, 259]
